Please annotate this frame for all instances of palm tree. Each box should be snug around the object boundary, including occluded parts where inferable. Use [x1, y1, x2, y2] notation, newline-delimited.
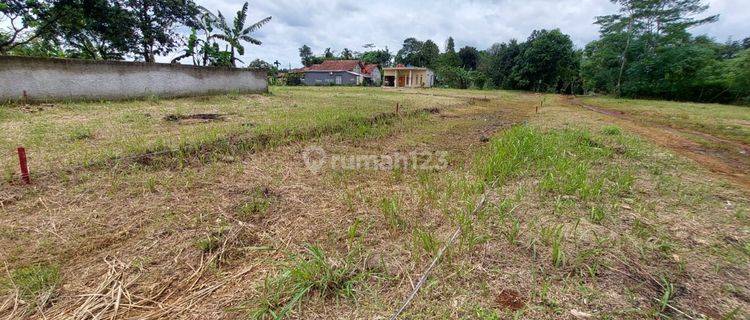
[211, 2, 271, 67]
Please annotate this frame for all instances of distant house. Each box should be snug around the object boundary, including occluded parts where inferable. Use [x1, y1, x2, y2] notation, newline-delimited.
[363, 63, 381, 86]
[382, 64, 434, 88]
[292, 60, 380, 86]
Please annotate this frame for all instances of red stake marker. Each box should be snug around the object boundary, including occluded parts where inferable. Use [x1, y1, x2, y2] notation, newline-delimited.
[17, 147, 30, 184]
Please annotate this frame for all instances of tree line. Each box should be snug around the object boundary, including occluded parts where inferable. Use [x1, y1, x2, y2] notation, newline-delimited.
[0, 0, 270, 67]
[297, 0, 748, 104]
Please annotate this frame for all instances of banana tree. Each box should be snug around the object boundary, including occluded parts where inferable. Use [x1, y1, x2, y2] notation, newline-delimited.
[211, 2, 271, 67]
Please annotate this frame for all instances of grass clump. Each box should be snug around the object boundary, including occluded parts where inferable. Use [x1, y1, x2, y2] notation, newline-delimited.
[247, 245, 369, 319]
[3, 264, 60, 306]
[196, 236, 222, 253]
[237, 187, 272, 220]
[481, 125, 631, 202]
[379, 196, 406, 230]
[601, 125, 622, 135]
[67, 126, 93, 141]
[413, 228, 439, 255]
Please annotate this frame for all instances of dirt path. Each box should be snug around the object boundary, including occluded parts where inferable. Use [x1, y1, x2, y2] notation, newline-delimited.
[568, 97, 750, 189]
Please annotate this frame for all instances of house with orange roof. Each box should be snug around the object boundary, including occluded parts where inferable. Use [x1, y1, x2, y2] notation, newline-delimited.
[291, 60, 381, 86]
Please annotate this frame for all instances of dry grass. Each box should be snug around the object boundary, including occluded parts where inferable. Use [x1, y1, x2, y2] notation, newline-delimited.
[0, 87, 748, 319]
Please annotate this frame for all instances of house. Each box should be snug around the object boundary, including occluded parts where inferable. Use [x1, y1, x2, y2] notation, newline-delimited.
[363, 63, 381, 86]
[293, 60, 380, 86]
[382, 65, 434, 88]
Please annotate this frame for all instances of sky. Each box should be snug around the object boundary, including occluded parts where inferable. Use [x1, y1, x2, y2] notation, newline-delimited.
[184, 0, 748, 68]
[3, 0, 746, 66]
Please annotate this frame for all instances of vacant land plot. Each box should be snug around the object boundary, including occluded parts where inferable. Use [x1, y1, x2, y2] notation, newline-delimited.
[1, 87, 748, 319]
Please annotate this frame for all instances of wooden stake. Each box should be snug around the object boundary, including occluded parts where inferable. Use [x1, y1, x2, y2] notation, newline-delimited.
[17, 147, 30, 184]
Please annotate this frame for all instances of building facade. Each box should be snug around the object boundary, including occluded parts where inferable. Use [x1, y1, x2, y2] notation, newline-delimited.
[382, 65, 434, 88]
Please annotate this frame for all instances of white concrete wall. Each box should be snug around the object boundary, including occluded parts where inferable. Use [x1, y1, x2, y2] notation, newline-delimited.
[0, 56, 268, 102]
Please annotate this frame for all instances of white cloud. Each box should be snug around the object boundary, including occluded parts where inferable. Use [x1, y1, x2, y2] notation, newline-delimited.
[3, 0, 745, 66]
[192, 0, 749, 68]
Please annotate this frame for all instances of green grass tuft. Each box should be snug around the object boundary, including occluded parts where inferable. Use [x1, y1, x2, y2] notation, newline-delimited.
[4, 264, 60, 304]
[247, 245, 368, 319]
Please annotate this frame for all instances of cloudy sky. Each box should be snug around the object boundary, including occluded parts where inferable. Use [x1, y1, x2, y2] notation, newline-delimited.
[172, 0, 748, 67]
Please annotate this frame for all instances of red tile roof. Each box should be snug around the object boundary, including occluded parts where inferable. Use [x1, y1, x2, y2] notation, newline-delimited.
[306, 60, 362, 72]
[362, 63, 379, 75]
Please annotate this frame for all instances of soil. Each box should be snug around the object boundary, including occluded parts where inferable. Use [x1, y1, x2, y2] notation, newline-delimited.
[568, 97, 750, 189]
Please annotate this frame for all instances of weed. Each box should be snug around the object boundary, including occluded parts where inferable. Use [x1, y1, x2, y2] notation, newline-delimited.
[658, 276, 675, 313]
[505, 218, 521, 245]
[4, 264, 60, 305]
[247, 245, 368, 319]
[602, 125, 622, 135]
[195, 226, 228, 253]
[589, 205, 606, 223]
[68, 126, 93, 141]
[236, 187, 272, 220]
[380, 197, 406, 230]
[413, 228, 439, 255]
[145, 176, 158, 193]
[196, 235, 222, 253]
[550, 226, 565, 267]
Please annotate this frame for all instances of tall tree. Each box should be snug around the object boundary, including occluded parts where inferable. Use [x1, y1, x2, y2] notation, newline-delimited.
[323, 47, 335, 59]
[340, 48, 353, 60]
[480, 40, 524, 89]
[41, 0, 137, 60]
[582, 0, 733, 96]
[361, 48, 392, 66]
[211, 1, 271, 67]
[511, 29, 578, 92]
[395, 38, 424, 66]
[299, 44, 313, 66]
[445, 36, 455, 53]
[458, 46, 479, 70]
[420, 40, 440, 68]
[123, 0, 200, 62]
[0, 0, 67, 53]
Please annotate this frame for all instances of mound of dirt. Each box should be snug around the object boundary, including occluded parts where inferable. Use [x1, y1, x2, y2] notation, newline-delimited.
[163, 113, 226, 123]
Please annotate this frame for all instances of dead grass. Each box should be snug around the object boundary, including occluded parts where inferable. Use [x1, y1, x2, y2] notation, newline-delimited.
[0, 87, 748, 319]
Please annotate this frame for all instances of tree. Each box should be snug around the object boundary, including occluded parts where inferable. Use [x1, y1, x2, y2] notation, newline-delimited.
[299, 44, 314, 66]
[123, 0, 200, 62]
[211, 1, 271, 67]
[395, 38, 424, 66]
[341, 48, 353, 60]
[41, 0, 137, 60]
[420, 40, 440, 68]
[511, 29, 578, 92]
[458, 46, 479, 70]
[436, 65, 470, 89]
[445, 36, 455, 53]
[323, 47, 335, 59]
[480, 40, 524, 89]
[0, 0, 48, 53]
[589, 0, 718, 95]
[361, 48, 392, 66]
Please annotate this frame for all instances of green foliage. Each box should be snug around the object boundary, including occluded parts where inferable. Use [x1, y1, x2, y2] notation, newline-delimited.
[4, 264, 60, 304]
[481, 126, 615, 200]
[380, 197, 406, 231]
[211, 2, 271, 67]
[395, 37, 439, 68]
[247, 245, 368, 319]
[360, 48, 392, 67]
[458, 46, 480, 70]
[581, 0, 748, 104]
[511, 29, 580, 93]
